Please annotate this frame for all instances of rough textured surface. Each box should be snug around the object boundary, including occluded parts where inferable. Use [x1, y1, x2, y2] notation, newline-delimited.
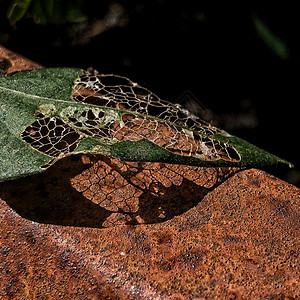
[0, 45, 299, 299]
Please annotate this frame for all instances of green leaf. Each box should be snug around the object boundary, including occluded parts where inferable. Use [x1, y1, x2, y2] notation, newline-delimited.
[7, 0, 87, 25]
[252, 14, 289, 60]
[7, 0, 32, 23]
[0, 68, 292, 182]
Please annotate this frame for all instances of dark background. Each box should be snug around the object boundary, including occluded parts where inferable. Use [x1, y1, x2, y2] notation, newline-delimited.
[1, 1, 299, 186]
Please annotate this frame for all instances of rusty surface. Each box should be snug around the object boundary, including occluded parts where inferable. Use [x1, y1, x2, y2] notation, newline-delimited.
[0, 44, 42, 73]
[0, 45, 299, 299]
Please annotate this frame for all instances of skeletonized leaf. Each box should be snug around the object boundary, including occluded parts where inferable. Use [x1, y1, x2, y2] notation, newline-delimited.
[0, 68, 292, 182]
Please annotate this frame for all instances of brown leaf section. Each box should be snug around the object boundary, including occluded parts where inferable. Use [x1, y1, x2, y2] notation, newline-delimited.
[71, 70, 241, 162]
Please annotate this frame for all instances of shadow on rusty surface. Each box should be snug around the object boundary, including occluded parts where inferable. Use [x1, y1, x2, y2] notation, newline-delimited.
[0, 154, 240, 228]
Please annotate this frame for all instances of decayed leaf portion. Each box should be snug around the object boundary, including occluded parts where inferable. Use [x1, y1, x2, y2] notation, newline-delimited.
[21, 117, 82, 157]
[0, 68, 292, 182]
[72, 71, 241, 162]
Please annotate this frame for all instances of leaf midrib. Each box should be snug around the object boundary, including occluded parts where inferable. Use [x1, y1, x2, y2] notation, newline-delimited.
[0, 85, 75, 104]
[0, 84, 215, 140]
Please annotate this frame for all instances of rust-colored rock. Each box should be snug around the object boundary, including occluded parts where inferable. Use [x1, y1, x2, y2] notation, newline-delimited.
[0, 45, 42, 73]
[0, 45, 299, 299]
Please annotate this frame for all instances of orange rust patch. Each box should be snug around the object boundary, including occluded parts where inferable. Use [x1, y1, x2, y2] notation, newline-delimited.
[29, 129, 36, 136]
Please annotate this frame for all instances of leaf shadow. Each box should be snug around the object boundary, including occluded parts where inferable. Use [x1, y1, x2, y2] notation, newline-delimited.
[0, 156, 111, 228]
[0, 155, 239, 228]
